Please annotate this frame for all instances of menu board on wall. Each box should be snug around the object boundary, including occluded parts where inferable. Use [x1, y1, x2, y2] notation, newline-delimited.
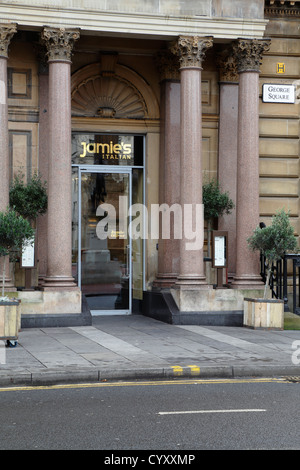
[21, 237, 35, 268]
[212, 231, 228, 268]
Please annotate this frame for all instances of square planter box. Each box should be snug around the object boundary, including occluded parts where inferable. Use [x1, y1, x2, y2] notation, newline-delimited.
[0, 300, 21, 341]
[244, 298, 284, 330]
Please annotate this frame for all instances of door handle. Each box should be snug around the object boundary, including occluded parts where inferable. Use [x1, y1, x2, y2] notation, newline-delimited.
[126, 244, 130, 277]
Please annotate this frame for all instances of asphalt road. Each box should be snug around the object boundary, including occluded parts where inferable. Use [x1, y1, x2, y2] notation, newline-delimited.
[0, 377, 299, 451]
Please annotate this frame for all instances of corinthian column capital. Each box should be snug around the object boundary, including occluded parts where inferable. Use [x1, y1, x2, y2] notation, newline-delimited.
[155, 49, 180, 81]
[233, 38, 271, 73]
[170, 35, 213, 69]
[217, 46, 239, 83]
[0, 24, 17, 59]
[41, 27, 80, 63]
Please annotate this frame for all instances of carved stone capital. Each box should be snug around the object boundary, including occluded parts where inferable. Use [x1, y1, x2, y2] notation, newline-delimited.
[170, 36, 213, 69]
[233, 38, 271, 73]
[217, 47, 239, 83]
[155, 50, 180, 81]
[33, 42, 49, 74]
[41, 27, 80, 63]
[0, 24, 17, 59]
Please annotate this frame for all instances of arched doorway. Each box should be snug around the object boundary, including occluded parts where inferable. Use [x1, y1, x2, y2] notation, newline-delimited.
[70, 57, 159, 315]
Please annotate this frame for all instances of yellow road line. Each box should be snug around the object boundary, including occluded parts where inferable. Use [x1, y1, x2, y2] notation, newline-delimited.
[187, 365, 201, 376]
[0, 377, 285, 393]
[170, 365, 201, 376]
[170, 366, 184, 376]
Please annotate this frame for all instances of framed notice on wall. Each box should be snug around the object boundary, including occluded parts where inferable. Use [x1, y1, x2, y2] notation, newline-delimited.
[212, 231, 228, 268]
[21, 236, 35, 268]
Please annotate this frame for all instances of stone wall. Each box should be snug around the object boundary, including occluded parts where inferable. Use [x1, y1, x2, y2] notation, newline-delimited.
[0, 0, 265, 19]
[260, 15, 300, 242]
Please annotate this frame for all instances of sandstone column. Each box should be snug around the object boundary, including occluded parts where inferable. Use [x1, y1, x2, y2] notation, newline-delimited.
[41, 27, 80, 288]
[153, 50, 180, 288]
[171, 36, 213, 290]
[0, 24, 17, 210]
[0, 24, 17, 291]
[217, 46, 239, 282]
[36, 46, 49, 285]
[231, 38, 270, 289]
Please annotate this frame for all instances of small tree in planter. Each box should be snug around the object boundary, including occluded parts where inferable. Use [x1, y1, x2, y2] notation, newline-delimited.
[245, 209, 298, 329]
[247, 209, 298, 299]
[0, 208, 34, 300]
[0, 208, 34, 346]
[9, 173, 47, 289]
[202, 178, 234, 257]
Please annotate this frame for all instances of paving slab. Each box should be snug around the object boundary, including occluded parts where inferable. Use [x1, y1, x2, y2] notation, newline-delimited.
[0, 314, 300, 386]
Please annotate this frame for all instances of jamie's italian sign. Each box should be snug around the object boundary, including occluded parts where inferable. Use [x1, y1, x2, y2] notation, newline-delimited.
[80, 141, 132, 160]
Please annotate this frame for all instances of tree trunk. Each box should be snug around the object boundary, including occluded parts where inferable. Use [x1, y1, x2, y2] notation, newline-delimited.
[1, 257, 5, 298]
[264, 266, 271, 300]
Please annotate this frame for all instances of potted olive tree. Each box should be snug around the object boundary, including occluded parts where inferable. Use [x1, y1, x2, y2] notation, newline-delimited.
[202, 178, 234, 257]
[0, 208, 34, 346]
[245, 209, 298, 329]
[9, 173, 47, 289]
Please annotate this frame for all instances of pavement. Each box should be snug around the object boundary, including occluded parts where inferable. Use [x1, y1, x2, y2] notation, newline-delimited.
[1, 314, 300, 387]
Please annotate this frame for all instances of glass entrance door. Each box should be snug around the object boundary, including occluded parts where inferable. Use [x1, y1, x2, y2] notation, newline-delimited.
[79, 169, 132, 314]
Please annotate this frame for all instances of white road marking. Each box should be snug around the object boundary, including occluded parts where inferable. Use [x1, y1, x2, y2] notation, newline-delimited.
[158, 409, 266, 415]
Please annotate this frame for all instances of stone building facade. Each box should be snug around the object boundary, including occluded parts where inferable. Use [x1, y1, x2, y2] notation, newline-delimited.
[0, 0, 299, 326]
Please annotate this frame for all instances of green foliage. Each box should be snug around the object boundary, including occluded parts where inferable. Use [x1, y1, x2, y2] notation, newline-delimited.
[248, 209, 298, 299]
[0, 208, 34, 260]
[202, 179, 234, 221]
[284, 312, 300, 330]
[9, 173, 47, 220]
[0, 208, 35, 298]
[247, 209, 298, 265]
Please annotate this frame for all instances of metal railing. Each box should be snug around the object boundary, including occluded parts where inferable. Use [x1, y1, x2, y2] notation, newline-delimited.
[260, 253, 300, 315]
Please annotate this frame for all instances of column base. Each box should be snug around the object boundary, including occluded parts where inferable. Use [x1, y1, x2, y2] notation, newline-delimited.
[42, 275, 77, 290]
[153, 273, 178, 289]
[0, 281, 16, 290]
[230, 274, 264, 290]
[0, 279, 17, 293]
[0, 286, 17, 293]
[175, 274, 211, 289]
[0, 259, 16, 292]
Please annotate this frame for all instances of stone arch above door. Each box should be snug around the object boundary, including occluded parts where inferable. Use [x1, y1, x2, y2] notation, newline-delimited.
[71, 57, 159, 119]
